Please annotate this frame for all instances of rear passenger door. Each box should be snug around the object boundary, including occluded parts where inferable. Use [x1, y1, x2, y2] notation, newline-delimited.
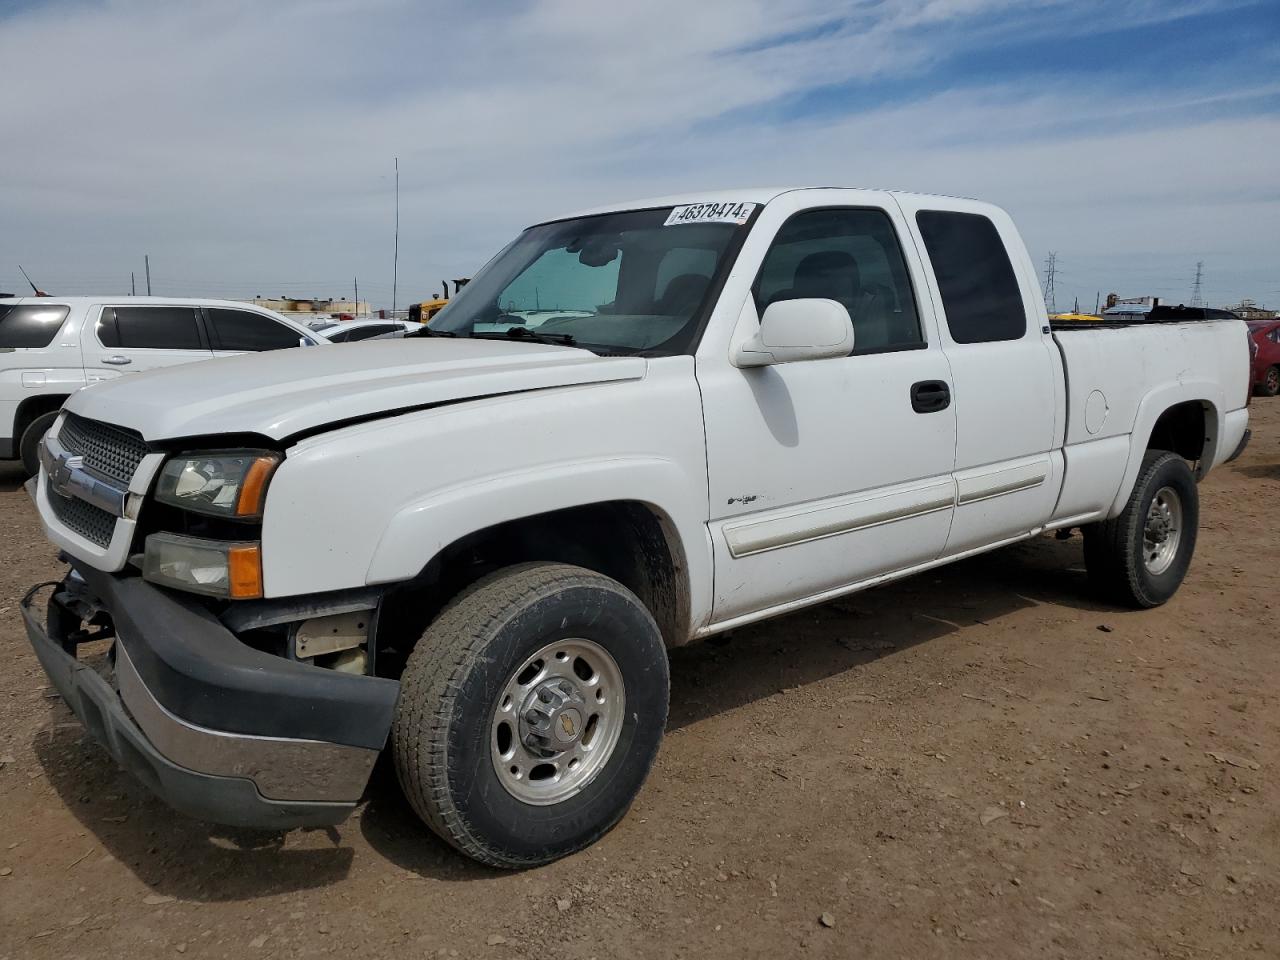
[204, 307, 308, 356]
[895, 197, 1064, 555]
[82, 305, 214, 382]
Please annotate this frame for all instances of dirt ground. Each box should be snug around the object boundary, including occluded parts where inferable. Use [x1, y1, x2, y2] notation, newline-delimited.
[2, 404, 1278, 960]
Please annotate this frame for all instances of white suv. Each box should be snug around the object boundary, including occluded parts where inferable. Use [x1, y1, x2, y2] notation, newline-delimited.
[0, 297, 322, 474]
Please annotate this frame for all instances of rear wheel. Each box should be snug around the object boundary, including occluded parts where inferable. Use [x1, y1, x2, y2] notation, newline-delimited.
[1083, 450, 1198, 608]
[19, 410, 59, 477]
[1261, 366, 1280, 397]
[392, 562, 669, 868]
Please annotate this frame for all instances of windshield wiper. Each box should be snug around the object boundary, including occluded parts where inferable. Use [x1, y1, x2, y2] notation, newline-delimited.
[470, 327, 576, 346]
[403, 326, 457, 338]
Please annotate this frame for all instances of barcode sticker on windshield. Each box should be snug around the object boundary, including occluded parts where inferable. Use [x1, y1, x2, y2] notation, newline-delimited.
[664, 202, 756, 226]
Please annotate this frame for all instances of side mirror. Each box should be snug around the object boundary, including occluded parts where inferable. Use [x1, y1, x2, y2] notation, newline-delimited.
[733, 298, 854, 368]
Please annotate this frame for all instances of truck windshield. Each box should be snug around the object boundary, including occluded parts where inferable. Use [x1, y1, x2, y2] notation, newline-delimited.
[428, 206, 753, 355]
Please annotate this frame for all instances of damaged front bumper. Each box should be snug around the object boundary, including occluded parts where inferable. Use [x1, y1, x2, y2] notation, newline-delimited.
[21, 563, 400, 829]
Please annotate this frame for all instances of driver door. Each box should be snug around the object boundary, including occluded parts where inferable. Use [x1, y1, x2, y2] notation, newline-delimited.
[696, 198, 958, 625]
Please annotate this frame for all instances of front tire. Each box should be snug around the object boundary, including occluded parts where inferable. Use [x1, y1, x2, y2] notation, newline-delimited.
[1082, 450, 1198, 608]
[392, 562, 669, 868]
[19, 410, 59, 477]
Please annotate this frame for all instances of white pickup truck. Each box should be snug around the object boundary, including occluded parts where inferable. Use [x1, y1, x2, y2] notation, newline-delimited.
[21, 187, 1250, 868]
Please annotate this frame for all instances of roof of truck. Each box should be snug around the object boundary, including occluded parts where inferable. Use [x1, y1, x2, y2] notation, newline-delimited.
[554, 186, 989, 224]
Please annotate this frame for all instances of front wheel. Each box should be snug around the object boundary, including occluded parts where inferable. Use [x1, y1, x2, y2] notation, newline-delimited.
[392, 562, 669, 868]
[1082, 450, 1198, 608]
[19, 410, 59, 477]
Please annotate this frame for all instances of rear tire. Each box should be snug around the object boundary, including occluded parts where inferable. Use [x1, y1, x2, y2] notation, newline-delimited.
[392, 561, 669, 868]
[19, 410, 59, 477]
[1082, 450, 1198, 608]
[1261, 366, 1280, 397]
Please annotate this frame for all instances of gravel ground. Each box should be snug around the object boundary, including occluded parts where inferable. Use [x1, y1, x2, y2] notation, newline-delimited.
[1, 402, 1278, 959]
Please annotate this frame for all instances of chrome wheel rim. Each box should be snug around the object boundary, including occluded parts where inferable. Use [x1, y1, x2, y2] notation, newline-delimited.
[1143, 485, 1183, 575]
[491, 637, 626, 806]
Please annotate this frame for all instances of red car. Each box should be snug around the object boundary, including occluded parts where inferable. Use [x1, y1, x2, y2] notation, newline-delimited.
[1249, 319, 1280, 395]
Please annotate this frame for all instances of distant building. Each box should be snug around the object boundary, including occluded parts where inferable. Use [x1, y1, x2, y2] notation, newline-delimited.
[1226, 299, 1277, 321]
[1103, 294, 1157, 319]
[247, 296, 369, 316]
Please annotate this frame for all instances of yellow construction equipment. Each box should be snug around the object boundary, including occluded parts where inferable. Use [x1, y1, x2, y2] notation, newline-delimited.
[408, 279, 470, 324]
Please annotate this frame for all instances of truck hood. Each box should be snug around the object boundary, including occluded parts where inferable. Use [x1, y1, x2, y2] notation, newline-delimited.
[65, 339, 647, 442]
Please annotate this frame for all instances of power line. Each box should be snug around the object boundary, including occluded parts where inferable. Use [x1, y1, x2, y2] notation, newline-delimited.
[1042, 252, 1058, 314]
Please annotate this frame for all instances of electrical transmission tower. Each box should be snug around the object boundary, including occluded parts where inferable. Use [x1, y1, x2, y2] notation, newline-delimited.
[1043, 252, 1058, 314]
[1190, 261, 1205, 307]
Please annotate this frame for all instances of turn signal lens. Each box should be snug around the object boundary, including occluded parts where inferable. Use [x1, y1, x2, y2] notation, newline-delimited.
[227, 544, 264, 599]
[142, 533, 263, 599]
[235, 458, 277, 517]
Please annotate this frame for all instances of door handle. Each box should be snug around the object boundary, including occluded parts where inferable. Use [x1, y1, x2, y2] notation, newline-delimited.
[101, 356, 132, 366]
[910, 380, 950, 413]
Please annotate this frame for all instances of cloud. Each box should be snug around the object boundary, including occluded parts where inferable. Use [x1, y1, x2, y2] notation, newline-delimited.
[1, 0, 1275, 310]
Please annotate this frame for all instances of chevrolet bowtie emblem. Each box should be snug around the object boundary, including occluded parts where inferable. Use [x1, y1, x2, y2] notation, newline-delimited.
[560, 714, 576, 737]
[49, 451, 85, 500]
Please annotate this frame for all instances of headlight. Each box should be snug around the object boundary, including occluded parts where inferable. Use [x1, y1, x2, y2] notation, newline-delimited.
[142, 532, 263, 598]
[155, 451, 280, 519]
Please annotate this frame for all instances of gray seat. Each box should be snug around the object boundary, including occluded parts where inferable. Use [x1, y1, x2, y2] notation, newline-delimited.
[656, 273, 712, 316]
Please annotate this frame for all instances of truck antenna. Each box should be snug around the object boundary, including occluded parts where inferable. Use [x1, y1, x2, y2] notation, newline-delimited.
[18, 264, 48, 297]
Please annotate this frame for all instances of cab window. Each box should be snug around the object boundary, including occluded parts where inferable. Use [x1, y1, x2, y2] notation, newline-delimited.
[916, 210, 1026, 344]
[754, 208, 923, 353]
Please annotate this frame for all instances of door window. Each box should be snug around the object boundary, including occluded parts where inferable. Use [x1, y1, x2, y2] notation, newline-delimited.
[206, 308, 302, 351]
[754, 208, 923, 353]
[340, 324, 398, 342]
[0, 304, 70, 348]
[98, 307, 203, 349]
[915, 211, 1026, 344]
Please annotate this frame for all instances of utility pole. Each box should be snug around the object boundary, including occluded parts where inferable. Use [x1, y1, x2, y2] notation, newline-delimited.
[354, 277, 359, 316]
[1191, 261, 1205, 307]
[392, 157, 399, 315]
[131, 272, 136, 296]
[145, 255, 151, 296]
[1042, 252, 1058, 314]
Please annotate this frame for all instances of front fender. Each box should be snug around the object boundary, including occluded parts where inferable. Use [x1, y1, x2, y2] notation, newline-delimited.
[365, 455, 712, 630]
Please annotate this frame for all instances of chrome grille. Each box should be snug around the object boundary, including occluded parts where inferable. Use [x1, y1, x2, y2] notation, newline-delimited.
[58, 413, 148, 487]
[48, 488, 116, 548]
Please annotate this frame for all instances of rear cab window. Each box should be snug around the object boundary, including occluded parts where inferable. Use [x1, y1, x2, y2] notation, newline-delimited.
[0, 304, 71, 348]
[915, 210, 1026, 344]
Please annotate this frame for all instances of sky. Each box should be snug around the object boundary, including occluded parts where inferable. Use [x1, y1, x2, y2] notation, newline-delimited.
[1, 0, 1278, 312]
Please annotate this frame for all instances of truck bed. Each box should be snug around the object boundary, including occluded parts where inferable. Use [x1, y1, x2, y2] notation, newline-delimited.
[1046, 318, 1250, 528]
